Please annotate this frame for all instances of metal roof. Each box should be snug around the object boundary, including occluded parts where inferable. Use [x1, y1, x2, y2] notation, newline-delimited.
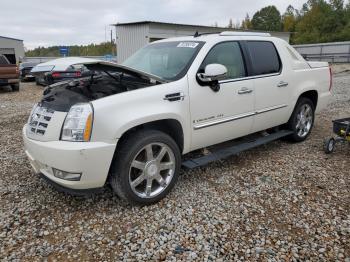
[113, 21, 290, 35]
[0, 35, 23, 42]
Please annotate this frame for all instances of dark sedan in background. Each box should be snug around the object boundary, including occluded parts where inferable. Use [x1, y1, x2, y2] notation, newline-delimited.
[43, 64, 94, 85]
[31, 57, 99, 86]
[19, 62, 39, 81]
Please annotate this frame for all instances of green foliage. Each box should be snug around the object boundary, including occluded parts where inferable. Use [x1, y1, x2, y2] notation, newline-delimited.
[25, 42, 116, 57]
[293, 0, 350, 43]
[251, 6, 282, 31]
[243, 0, 350, 44]
[282, 5, 297, 32]
[241, 14, 252, 30]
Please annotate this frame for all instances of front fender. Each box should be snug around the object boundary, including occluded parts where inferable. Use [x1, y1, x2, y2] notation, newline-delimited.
[90, 78, 191, 153]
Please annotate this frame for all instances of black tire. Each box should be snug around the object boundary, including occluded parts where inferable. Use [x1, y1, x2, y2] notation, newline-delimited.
[11, 83, 19, 92]
[286, 97, 315, 142]
[109, 129, 181, 205]
[324, 137, 336, 154]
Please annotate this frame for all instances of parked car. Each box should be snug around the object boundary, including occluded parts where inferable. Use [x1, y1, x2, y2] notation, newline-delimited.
[19, 62, 39, 81]
[0, 54, 19, 91]
[23, 32, 332, 205]
[31, 57, 99, 86]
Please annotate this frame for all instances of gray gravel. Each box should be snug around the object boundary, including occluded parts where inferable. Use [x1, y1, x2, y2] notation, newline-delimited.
[0, 73, 349, 261]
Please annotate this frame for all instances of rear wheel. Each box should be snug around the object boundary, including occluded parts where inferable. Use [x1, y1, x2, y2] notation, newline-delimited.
[109, 129, 181, 205]
[286, 97, 315, 142]
[11, 83, 19, 92]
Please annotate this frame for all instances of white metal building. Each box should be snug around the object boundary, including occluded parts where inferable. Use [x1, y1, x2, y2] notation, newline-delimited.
[114, 21, 291, 63]
[0, 36, 25, 63]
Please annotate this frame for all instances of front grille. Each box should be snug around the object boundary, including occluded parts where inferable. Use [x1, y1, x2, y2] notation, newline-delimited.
[28, 105, 54, 136]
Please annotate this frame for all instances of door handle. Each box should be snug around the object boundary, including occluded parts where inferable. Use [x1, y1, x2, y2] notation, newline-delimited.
[277, 81, 289, 87]
[238, 87, 253, 95]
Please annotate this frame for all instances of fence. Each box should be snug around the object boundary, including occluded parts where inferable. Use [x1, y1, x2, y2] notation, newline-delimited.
[293, 41, 350, 63]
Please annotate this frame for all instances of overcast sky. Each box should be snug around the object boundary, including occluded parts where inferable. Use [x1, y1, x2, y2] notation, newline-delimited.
[1, 0, 306, 50]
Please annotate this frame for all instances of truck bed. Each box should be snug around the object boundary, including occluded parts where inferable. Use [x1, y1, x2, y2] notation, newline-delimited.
[0, 64, 18, 79]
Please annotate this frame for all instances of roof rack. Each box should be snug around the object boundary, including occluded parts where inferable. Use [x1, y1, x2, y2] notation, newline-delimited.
[220, 31, 271, 37]
[194, 31, 221, 37]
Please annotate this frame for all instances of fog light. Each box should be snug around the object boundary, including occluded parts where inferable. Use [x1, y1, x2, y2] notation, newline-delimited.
[52, 168, 82, 181]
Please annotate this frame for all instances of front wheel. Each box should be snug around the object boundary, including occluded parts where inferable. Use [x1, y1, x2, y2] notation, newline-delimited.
[324, 137, 336, 154]
[109, 130, 181, 205]
[286, 97, 315, 142]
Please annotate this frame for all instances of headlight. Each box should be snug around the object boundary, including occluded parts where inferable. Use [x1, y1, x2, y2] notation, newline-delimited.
[28, 103, 38, 123]
[61, 103, 93, 142]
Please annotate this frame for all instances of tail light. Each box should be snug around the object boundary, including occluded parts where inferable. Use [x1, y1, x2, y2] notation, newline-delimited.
[15, 65, 19, 75]
[75, 71, 82, 77]
[329, 66, 333, 91]
[52, 72, 61, 78]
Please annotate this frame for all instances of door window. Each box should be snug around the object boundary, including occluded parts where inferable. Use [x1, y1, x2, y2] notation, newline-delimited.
[200, 42, 246, 80]
[246, 41, 281, 75]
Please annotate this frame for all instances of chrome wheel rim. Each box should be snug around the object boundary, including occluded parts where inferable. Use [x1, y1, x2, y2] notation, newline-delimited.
[296, 104, 313, 138]
[328, 139, 335, 151]
[128, 142, 176, 198]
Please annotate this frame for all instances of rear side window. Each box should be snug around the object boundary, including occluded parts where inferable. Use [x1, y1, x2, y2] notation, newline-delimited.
[200, 42, 246, 80]
[246, 41, 281, 75]
[0, 55, 9, 65]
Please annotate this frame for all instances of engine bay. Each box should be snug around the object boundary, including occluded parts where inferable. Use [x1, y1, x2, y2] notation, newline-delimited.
[39, 71, 158, 112]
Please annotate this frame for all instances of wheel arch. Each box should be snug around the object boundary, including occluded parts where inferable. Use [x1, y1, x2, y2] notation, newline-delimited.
[116, 118, 185, 155]
[298, 90, 318, 109]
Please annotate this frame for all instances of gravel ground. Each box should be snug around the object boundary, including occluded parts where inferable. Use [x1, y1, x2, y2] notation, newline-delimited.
[0, 73, 349, 261]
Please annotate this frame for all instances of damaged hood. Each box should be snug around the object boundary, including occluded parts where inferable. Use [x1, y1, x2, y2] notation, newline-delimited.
[82, 61, 168, 84]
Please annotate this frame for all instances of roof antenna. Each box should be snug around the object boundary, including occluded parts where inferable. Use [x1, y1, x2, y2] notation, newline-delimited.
[194, 31, 199, 37]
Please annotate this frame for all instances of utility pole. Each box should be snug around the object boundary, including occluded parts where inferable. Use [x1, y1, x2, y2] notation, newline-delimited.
[110, 29, 114, 55]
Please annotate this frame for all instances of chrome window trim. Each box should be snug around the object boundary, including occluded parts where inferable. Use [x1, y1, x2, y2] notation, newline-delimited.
[219, 72, 281, 85]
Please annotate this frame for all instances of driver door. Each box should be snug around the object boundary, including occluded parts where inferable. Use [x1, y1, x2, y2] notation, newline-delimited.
[188, 41, 255, 151]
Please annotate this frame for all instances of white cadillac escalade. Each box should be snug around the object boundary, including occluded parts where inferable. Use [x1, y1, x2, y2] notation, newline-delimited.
[23, 32, 332, 205]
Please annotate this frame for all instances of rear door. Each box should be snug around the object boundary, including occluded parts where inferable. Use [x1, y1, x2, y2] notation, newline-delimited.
[189, 41, 255, 150]
[244, 41, 291, 132]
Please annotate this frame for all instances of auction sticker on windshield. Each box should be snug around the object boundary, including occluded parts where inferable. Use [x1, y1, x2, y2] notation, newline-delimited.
[177, 42, 199, 48]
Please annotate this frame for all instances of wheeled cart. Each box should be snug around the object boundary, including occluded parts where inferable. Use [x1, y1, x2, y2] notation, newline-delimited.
[324, 118, 350, 154]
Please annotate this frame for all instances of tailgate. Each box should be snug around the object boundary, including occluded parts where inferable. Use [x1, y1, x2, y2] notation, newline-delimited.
[307, 61, 329, 68]
[0, 64, 18, 79]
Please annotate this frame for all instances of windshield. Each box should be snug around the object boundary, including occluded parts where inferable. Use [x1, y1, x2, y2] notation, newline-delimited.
[122, 41, 204, 81]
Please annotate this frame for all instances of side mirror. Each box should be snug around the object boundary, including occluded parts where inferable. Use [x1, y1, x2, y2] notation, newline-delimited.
[197, 64, 227, 92]
[197, 64, 227, 82]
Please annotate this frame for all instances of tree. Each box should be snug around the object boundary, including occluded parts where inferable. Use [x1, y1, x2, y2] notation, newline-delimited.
[241, 13, 252, 30]
[25, 42, 117, 57]
[282, 5, 297, 32]
[251, 6, 282, 31]
[293, 0, 349, 44]
[228, 18, 233, 28]
[330, 0, 344, 10]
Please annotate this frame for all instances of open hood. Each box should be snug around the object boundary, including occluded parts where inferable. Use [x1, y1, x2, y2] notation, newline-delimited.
[82, 61, 168, 84]
[39, 61, 164, 112]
